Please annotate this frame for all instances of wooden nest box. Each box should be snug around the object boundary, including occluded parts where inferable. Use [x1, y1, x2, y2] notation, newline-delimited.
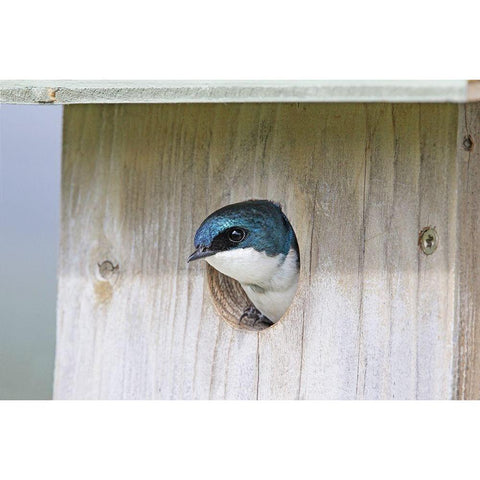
[2, 80, 479, 399]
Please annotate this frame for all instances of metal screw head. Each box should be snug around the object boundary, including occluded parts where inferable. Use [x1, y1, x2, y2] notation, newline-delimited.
[419, 227, 438, 255]
[98, 260, 119, 279]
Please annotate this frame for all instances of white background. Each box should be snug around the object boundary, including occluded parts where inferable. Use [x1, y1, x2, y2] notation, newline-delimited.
[1, 0, 479, 478]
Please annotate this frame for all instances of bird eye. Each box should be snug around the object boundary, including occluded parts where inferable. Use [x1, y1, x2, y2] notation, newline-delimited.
[228, 228, 246, 243]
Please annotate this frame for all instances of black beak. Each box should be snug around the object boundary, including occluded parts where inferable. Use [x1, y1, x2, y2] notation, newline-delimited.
[187, 246, 216, 263]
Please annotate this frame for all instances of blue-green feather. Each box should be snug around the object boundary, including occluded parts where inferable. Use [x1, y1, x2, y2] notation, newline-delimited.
[194, 200, 298, 257]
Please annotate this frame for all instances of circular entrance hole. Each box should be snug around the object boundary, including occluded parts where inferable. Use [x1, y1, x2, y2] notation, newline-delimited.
[197, 199, 300, 332]
[206, 264, 257, 330]
[206, 262, 298, 332]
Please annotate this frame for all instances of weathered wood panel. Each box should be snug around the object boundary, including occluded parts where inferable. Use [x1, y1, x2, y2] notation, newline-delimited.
[55, 103, 459, 399]
[455, 102, 480, 400]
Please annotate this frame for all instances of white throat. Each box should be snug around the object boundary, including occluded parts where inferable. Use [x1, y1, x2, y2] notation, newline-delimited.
[206, 247, 299, 322]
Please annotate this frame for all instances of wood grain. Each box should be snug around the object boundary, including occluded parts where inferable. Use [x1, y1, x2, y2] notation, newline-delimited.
[55, 103, 459, 399]
[467, 81, 480, 102]
[454, 102, 480, 399]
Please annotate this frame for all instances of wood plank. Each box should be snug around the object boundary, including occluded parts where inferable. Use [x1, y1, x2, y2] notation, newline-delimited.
[55, 103, 460, 399]
[415, 104, 458, 399]
[0, 80, 473, 105]
[354, 104, 458, 399]
[467, 81, 480, 102]
[454, 102, 480, 399]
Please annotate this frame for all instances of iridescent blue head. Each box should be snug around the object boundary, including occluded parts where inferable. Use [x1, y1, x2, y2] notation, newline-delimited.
[188, 200, 299, 262]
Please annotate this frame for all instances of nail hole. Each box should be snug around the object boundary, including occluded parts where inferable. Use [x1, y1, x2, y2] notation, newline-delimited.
[462, 135, 473, 152]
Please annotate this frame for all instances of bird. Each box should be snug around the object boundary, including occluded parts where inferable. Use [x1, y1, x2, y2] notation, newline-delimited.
[188, 200, 300, 329]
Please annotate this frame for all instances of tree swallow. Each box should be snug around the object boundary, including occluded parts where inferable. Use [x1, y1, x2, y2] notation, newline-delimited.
[188, 200, 300, 328]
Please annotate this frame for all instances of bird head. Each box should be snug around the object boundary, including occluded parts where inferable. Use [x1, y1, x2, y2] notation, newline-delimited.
[188, 200, 297, 263]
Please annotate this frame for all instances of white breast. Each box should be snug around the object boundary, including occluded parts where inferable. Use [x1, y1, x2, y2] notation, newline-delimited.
[206, 247, 299, 322]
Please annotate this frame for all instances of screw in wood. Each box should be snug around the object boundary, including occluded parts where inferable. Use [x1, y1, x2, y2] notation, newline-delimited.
[462, 135, 473, 151]
[418, 227, 438, 255]
[98, 260, 119, 279]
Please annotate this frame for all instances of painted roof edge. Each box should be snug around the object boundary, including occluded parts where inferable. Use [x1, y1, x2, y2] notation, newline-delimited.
[1, 80, 478, 104]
